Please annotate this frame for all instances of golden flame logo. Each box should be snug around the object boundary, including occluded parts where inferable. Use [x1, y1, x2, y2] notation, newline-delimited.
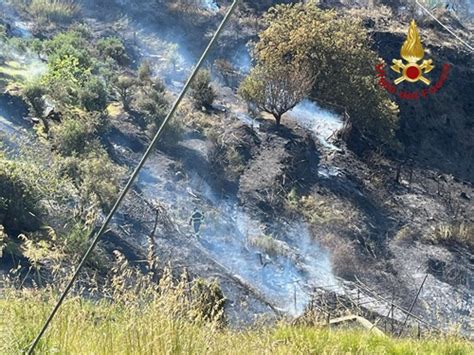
[401, 20, 425, 62]
[391, 20, 434, 85]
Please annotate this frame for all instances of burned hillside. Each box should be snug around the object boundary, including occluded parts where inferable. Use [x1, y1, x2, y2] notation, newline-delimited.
[0, 0, 473, 353]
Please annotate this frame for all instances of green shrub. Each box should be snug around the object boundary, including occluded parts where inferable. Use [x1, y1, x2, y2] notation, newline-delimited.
[61, 222, 106, 268]
[0, 158, 43, 232]
[79, 76, 108, 112]
[134, 84, 168, 126]
[190, 70, 215, 110]
[41, 30, 96, 106]
[28, 38, 45, 58]
[22, 81, 46, 118]
[112, 75, 137, 111]
[97, 37, 129, 66]
[60, 149, 125, 212]
[45, 29, 90, 62]
[41, 54, 88, 106]
[78, 150, 124, 210]
[51, 118, 91, 156]
[138, 61, 153, 83]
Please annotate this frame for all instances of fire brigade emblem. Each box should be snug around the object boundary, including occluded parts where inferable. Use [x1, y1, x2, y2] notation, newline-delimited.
[391, 20, 434, 85]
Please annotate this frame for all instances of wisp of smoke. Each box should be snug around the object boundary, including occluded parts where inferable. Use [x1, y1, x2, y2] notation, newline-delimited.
[288, 100, 342, 151]
[233, 45, 251, 74]
[201, 0, 219, 12]
[137, 159, 339, 315]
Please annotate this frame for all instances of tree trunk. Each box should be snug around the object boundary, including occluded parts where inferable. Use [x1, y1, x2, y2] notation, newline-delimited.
[274, 114, 282, 126]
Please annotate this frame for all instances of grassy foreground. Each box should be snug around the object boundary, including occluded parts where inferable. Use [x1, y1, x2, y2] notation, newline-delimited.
[1, 288, 471, 355]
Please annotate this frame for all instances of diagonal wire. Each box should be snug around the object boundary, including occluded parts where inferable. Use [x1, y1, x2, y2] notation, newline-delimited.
[26, 1, 241, 353]
[415, 0, 474, 51]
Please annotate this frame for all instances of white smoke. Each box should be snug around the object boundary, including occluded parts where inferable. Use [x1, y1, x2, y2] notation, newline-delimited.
[288, 100, 343, 151]
[201, 0, 219, 12]
[137, 159, 338, 315]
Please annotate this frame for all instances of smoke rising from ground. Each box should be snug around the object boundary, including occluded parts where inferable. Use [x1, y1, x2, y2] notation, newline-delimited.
[138, 156, 338, 315]
[0, 0, 339, 316]
[288, 100, 343, 151]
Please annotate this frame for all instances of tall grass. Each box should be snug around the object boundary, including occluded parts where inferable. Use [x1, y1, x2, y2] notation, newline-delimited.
[430, 222, 474, 249]
[1, 289, 471, 354]
[0, 249, 471, 354]
[28, 0, 79, 24]
[1, 262, 471, 355]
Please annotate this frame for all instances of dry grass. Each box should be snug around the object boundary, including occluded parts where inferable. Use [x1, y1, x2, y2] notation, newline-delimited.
[319, 234, 364, 280]
[290, 193, 348, 226]
[394, 225, 419, 243]
[1, 288, 471, 354]
[27, 0, 80, 24]
[1, 251, 472, 354]
[247, 234, 291, 258]
[428, 222, 474, 249]
[178, 99, 218, 134]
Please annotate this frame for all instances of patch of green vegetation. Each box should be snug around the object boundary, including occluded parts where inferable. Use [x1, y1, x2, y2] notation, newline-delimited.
[241, 1, 400, 149]
[0, 280, 470, 354]
[0, 146, 100, 273]
[0, 155, 44, 232]
[0, 25, 132, 270]
[97, 36, 129, 66]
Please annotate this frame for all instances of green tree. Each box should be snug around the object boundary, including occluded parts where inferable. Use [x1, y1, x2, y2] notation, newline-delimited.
[97, 37, 129, 66]
[190, 70, 215, 110]
[79, 76, 108, 112]
[239, 62, 315, 126]
[250, 1, 399, 147]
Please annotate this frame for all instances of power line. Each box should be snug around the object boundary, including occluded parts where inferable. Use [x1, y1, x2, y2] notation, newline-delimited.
[415, 0, 474, 51]
[26, 1, 241, 353]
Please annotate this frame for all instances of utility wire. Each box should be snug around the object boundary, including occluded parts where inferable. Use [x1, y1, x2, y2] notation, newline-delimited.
[26, 1, 241, 353]
[415, 0, 474, 51]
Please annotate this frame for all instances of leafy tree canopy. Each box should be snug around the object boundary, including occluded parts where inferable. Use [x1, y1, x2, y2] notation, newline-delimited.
[251, 1, 400, 148]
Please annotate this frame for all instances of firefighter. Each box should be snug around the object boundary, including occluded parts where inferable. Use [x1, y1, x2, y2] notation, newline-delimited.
[189, 208, 204, 237]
